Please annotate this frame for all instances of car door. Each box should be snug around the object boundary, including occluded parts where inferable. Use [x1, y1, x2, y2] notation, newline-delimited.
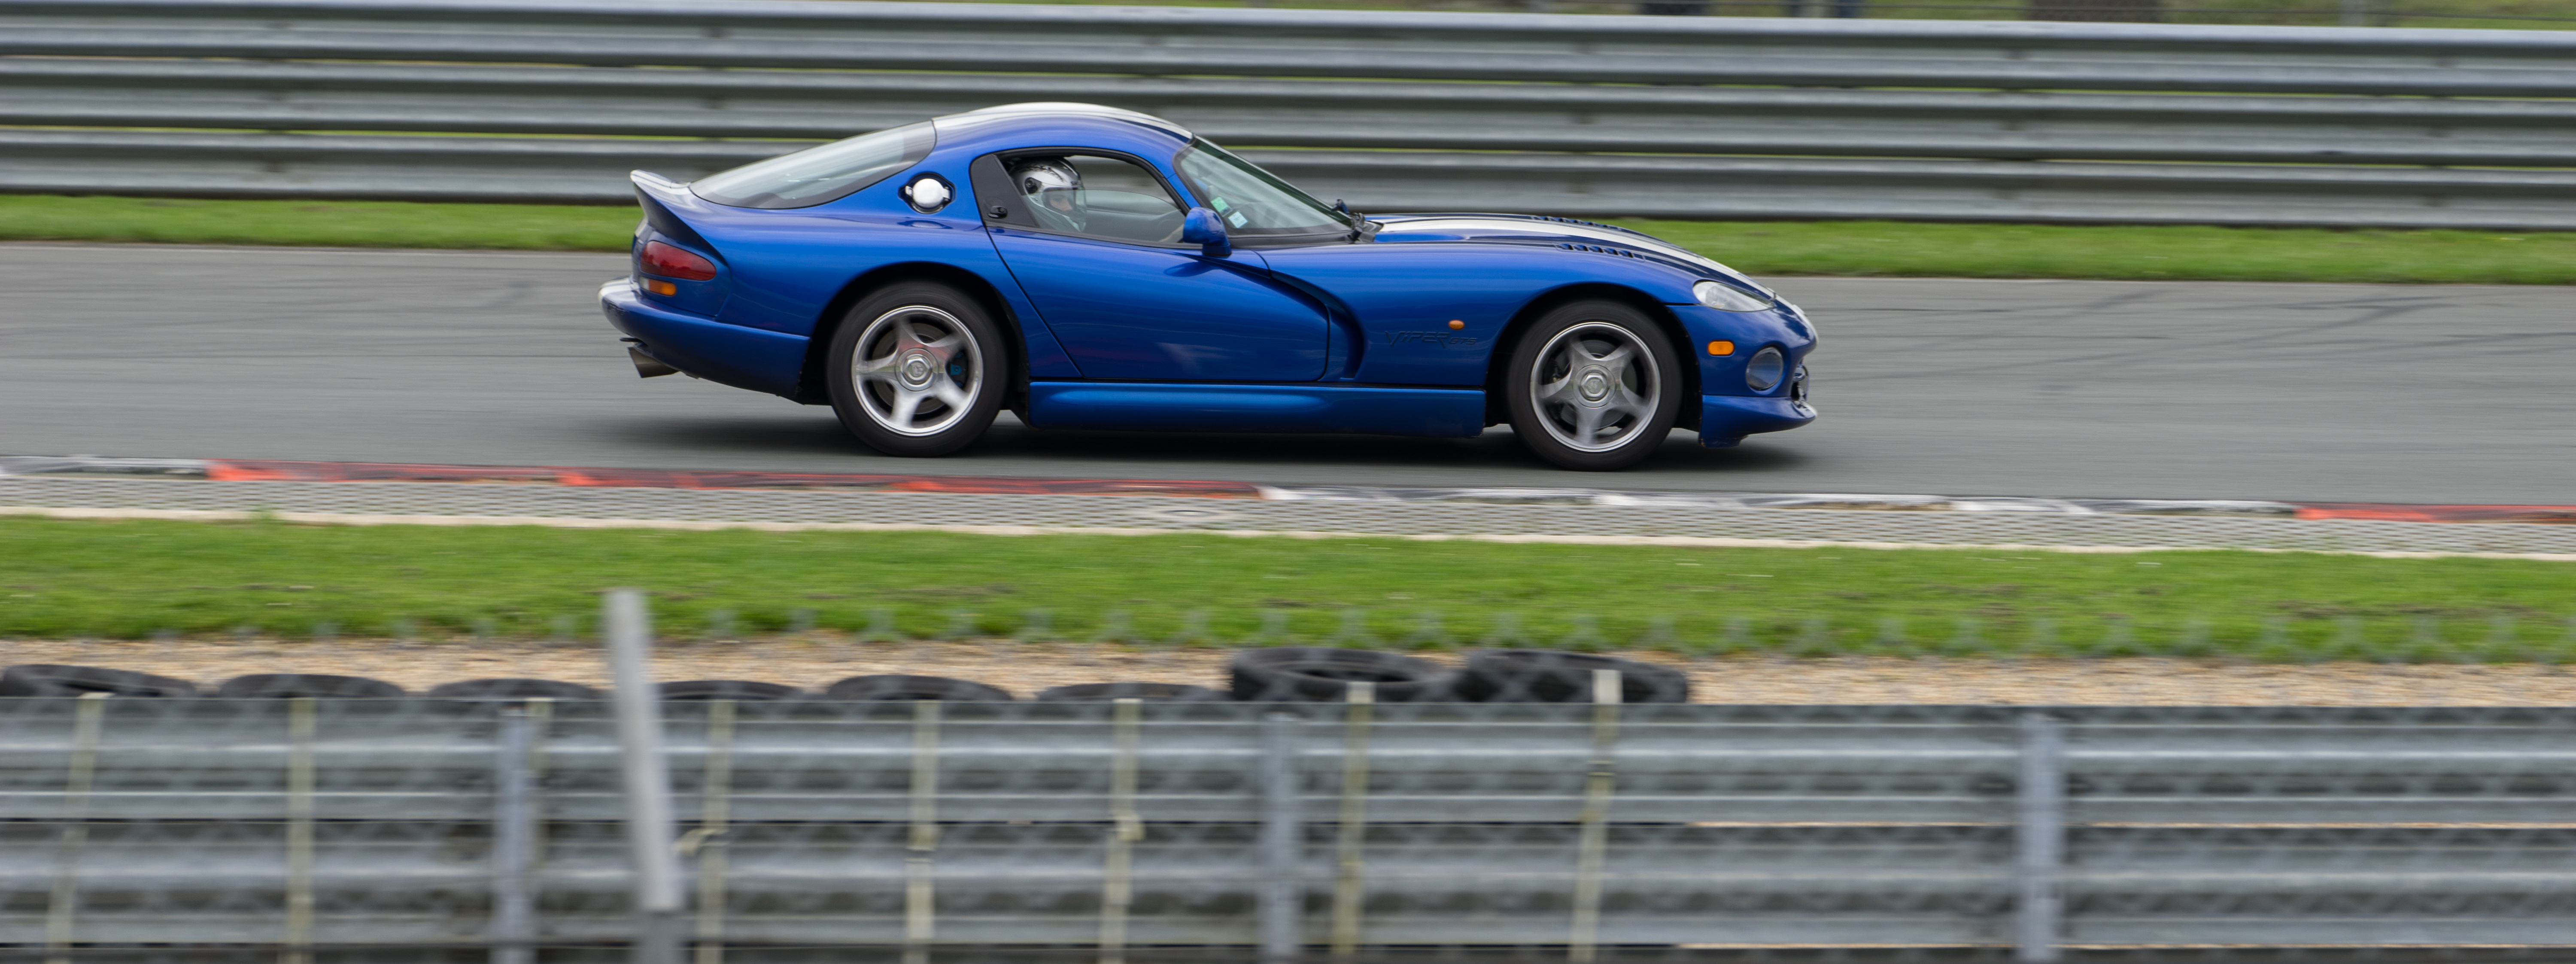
[973, 151, 1328, 382]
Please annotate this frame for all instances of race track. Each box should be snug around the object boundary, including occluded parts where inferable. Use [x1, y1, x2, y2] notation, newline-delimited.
[1, 243, 2567, 504]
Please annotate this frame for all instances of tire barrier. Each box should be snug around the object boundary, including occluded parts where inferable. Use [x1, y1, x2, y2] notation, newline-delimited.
[0, 663, 199, 698]
[1454, 650, 1692, 704]
[213, 672, 405, 699]
[1, 647, 1695, 704]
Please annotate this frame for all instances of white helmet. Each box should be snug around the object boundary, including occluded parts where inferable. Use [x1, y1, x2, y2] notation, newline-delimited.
[1013, 156, 1081, 198]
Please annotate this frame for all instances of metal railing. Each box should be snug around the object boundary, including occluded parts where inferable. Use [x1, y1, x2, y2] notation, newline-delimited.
[13, 699, 2576, 957]
[3, 0, 2575, 228]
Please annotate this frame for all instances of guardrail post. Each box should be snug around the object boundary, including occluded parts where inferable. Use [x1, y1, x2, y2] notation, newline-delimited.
[905, 700, 942, 964]
[606, 588, 683, 964]
[1568, 670, 1622, 964]
[492, 706, 538, 964]
[1329, 683, 1373, 959]
[1259, 712, 1303, 964]
[283, 697, 318, 964]
[45, 693, 109, 964]
[2015, 713, 2066, 964]
[1100, 698, 1144, 964]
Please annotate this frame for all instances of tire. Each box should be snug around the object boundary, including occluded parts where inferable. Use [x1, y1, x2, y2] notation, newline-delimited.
[1504, 300, 1686, 471]
[0, 663, 198, 698]
[425, 678, 603, 700]
[826, 283, 1008, 457]
[1036, 681, 1231, 703]
[1452, 650, 1691, 704]
[1227, 647, 1456, 702]
[659, 679, 802, 701]
[217, 673, 405, 699]
[823, 674, 1015, 702]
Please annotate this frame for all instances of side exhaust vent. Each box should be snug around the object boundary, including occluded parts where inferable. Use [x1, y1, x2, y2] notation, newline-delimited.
[627, 345, 678, 379]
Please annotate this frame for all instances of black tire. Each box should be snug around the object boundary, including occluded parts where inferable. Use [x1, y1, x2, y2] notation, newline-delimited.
[218, 673, 405, 699]
[1227, 647, 1456, 702]
[425, 678, 603, 700]
[1452, 650, 1691, 704]
[823, 674, 1015, 702]
[1036, 681, 1231, 703]
[826, 283, 1009, 457]
[0, 663, 198, 698]
[659, 679, 802, 701]
[1504, 300, 1686, 471]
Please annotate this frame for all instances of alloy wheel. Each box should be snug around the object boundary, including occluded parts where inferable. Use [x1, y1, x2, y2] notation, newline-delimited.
[1528, 321, 1662, 452]
[851, 305, 985, 437]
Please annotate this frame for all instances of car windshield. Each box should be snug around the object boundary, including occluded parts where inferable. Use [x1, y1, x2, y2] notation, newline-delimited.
[1173, 139, 1349, 242]
[692, 122, 936, 210]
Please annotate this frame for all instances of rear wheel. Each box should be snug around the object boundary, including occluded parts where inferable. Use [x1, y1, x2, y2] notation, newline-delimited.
[1504, 301, 1684, 471]
[827, 283, 1007, 457]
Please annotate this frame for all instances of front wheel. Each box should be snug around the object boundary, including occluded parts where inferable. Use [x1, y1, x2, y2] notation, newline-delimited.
[826, 283, 1008, 457]
[1504, 301, 1685, 471]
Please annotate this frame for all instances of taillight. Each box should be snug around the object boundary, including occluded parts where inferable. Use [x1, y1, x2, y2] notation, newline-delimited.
[640, 240, 718, 281]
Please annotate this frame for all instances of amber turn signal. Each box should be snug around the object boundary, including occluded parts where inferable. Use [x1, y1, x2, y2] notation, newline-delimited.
[1448, 319, 1465, 330]
[1707, 340, 1735, 356]
[644, 279, 677, 296]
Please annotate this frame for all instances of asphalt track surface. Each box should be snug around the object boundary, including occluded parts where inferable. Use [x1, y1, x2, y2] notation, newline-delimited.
[3, 243, 2567, 505]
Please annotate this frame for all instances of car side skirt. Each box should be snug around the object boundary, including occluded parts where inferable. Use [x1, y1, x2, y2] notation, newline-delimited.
[1026, 383, 1485, 438]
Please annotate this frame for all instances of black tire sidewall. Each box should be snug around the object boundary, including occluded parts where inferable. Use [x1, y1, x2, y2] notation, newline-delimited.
[1504, 301, 1686, 471]
[826, 283, 1009, 457]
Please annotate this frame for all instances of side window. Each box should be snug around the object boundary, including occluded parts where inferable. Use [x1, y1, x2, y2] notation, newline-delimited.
[976, 151, 1185, 246]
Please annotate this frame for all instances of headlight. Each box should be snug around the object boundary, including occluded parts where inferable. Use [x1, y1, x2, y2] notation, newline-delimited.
[1693, 279, 1774, 313]
[1746, 346, 1786, 392]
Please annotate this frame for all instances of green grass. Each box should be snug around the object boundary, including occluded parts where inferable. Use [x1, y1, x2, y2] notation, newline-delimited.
[1628, 219, 2576, 285]
[0, 195, 640, 252]
[4, 194, 2571, 284]
[5, 516, 2570, 662]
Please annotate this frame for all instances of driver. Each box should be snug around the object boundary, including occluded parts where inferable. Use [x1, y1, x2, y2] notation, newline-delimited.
[1011, 157, 1084, 233]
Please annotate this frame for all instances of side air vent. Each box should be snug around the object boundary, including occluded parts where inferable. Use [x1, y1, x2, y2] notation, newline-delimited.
[1557, 242, 1641, 258]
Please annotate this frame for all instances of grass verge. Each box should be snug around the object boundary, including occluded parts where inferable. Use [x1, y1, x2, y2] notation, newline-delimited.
[3, 194, 2570, 284]
[5, 516, 2569, 661]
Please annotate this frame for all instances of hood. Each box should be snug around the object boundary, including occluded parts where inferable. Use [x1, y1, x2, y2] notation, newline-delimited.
[1368, 214, 1772, 297]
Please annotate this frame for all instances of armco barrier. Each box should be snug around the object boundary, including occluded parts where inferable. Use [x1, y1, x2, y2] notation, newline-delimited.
[10, 698, 2576, 957]
[3, 0, 2575, 227]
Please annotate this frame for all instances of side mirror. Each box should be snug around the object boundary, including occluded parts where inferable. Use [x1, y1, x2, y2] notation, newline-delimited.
[1181, 207, 1230, 258]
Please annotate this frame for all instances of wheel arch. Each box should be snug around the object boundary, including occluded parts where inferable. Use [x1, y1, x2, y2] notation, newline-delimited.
[1481, 283, 1700, 430]
[796, 262, 1027, 407]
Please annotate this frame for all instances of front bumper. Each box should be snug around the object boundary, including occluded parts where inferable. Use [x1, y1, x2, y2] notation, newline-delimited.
[600, 279, 806, 399]
[1698, 388, 1815, 448]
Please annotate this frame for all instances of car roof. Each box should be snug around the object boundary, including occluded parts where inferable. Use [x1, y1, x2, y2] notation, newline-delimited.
[930, 103, 1195, 161]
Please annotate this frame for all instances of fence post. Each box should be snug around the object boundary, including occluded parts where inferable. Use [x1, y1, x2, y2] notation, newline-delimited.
[905, 700, 942, 964]
[2015, 713, 2066, 964]
[1259, 712, 1304, 964]
[606, 589, 683, 964]
[492, 706, 538, 964]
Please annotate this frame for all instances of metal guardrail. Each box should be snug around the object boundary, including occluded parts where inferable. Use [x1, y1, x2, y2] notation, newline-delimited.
[9, 698, 2576, 955]
[3, 0, 2575, 227]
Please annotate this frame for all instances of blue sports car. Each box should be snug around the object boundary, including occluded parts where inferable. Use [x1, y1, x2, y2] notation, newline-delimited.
[601, 103, 1815, 470]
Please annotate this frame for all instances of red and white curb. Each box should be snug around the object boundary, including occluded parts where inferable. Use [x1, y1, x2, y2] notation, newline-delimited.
[4, 455, 2570, 526]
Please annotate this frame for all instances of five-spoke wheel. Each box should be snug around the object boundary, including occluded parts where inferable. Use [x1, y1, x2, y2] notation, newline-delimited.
[827, 283, 1006, 456]
[1505, 301, 1683, 470]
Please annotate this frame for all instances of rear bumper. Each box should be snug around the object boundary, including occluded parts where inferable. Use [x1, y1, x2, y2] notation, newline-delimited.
[1698, 394, 1816, 448]
[599, 279, 806, 399]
